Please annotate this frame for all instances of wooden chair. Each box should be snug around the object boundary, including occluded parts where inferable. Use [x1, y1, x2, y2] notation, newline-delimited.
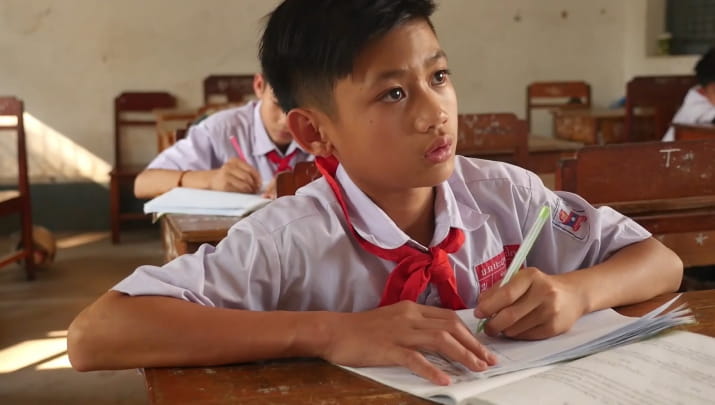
[526, 81, 591, 136]
[674, 123, 715, 141]
[276, 161, 321, 197]
[203, 75, 255, 106]
[0, 97, 35, 279]
[110, 92, 176, 244]
[456, 113, 529, 168]
[557, 139, 715, 235]
[624, 75, 697, 142]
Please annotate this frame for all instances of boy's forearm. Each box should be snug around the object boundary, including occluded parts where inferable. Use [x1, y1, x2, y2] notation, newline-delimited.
[134, 169, 214, 198]
[561, 237, 683, 314]
[68, 291, 332, 371]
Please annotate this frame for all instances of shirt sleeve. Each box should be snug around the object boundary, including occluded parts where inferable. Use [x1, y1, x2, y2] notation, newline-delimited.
[146, 120, 227, 171]
[112, 217, 283, 310]
[518, 171, 651, 275]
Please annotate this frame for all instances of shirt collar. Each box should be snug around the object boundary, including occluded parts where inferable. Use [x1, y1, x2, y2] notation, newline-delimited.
[251, 100, 305, 157]
[335, 164, 489, 250]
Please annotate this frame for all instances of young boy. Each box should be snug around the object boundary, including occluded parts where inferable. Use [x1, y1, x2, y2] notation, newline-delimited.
[69, 0, 682, 386]
[663, 47, 715, 141]
[134, 73, 313, 199]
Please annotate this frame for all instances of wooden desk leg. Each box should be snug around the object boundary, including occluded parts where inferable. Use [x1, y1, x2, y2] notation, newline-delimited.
[160, 218, 187, 263]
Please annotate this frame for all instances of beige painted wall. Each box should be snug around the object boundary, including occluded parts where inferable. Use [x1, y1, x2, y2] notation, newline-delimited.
[0, 0, 700, 183]
[624, 0, 699, 79]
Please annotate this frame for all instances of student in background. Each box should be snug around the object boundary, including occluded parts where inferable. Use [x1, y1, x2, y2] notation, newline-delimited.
[69, 0, 682, 385]
[663, 47, 715, 141]
[134, 73, 314, 199]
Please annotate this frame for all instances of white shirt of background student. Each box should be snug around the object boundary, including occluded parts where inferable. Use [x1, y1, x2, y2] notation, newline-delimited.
[134, 74, 312, 199]
[663, 85, 715, 141]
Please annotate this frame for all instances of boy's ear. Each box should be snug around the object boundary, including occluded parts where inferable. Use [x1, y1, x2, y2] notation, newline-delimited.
[253, 73, 266, 98]
[286, 108, 334, 157]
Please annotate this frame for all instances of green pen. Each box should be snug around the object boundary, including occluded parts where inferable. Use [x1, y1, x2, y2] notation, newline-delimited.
[475, 205, 551, 334]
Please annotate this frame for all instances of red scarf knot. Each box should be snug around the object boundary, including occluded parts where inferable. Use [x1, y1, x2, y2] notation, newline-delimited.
[266, 149, 298, 173]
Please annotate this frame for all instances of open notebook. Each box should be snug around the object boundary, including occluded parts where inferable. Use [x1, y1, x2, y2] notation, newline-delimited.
[143, 187, 271, 217]
[344, 295, 704, 405]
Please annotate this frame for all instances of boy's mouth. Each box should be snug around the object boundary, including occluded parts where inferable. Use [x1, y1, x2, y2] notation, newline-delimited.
[424, 137, 453, 163]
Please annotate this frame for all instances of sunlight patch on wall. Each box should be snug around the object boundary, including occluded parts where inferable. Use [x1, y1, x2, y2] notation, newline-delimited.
[24, 113, 111, 185]
[35, 354, 72, 370]
[0, 112, 111, 185]
[0, 336, 67, 373]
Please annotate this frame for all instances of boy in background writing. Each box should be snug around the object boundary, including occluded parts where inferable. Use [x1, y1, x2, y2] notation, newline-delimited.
[69, 0, 682, 385]
[663, 47, 715, 141]
[134, 73, 313, 199]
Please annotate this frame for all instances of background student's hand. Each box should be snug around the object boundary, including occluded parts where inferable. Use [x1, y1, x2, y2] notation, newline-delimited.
[319, 301, 497, 385]
[474, 267, 588, 340]
[209, 158, 262, 194]
[261, 177, 277, 199]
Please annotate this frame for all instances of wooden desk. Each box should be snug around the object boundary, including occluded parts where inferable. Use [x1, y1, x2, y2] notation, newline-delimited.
[526, 135, 583, 174]
[553, 108, 627, 145]
[143, 290, 715, 405]
[674, 123, 715, 141]
[604, 197, 715, 267]
[161, 214, 239, 262]
[557, 139, 715, 267]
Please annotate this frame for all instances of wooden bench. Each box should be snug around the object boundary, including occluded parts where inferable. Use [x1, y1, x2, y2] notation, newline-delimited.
[674, 123, 715, 141]
[557, 139, 715, 267]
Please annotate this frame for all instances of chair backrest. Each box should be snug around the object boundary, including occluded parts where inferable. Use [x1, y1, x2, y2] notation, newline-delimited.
[457, 113, 529, 167]
[0, 96, 29, 197]
[114, 91, 176, 169]
[624, 75, 697, 142]
[276, 161, 321, 197]
[556, 139, 715, 203]
[203, 75, 255, 106]
[526, 81, 591, 134]
[674, 123, 715, 141]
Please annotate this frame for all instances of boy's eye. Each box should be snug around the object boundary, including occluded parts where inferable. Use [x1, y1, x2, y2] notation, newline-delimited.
[382, 87, 406, 102]
[432, 69, 450, 85]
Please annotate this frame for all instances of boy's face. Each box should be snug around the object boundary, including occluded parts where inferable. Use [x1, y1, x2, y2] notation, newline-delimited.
[254, 74, 293, 147]
[319, 19, 458, 195]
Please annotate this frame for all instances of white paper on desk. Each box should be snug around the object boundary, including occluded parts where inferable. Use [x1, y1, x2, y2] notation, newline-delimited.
[343, 295, 695, 405]
[143, 187, 271, 217]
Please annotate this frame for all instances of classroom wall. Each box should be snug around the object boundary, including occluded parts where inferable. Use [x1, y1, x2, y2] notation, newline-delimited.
[0, 0, 691, 230]
[623, 0, 699, 79]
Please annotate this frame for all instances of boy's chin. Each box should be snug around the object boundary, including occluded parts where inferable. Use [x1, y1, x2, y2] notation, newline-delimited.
[418, 157, 455, 186]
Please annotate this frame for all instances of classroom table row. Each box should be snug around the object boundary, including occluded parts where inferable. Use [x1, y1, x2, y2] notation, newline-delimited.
[143, 289, 715, 404]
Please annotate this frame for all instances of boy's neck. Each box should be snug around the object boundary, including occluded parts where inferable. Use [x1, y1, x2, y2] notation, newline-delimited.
[274, 141, 290, 154]
[366, 186, 436, 247]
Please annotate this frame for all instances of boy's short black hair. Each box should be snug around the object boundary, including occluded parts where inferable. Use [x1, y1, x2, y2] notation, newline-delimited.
[695, 47, 715, 87]
[260, 0, 437, 115]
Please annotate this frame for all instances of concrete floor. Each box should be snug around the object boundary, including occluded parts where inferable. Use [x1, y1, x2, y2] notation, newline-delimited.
[0, 229, 164, 405]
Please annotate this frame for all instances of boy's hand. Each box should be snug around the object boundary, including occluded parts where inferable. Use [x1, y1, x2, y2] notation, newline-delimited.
[261, 178, 277, 199]
[320, 301, 497, 385]
[210, 158, 262, 194]
[474, 267, 587, 340]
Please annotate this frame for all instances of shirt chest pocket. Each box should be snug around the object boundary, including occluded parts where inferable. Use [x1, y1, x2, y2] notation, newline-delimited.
[465, 223, 521, 294]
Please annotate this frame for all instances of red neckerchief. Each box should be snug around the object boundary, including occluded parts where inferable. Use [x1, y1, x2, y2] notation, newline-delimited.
[266, 149, 298, 173]
[315, 156, 466, 309]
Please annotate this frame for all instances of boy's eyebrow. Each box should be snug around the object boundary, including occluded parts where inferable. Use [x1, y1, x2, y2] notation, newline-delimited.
[370, 49, 448, 85]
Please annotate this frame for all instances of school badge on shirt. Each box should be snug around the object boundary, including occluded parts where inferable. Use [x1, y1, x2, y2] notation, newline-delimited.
[553, 200, 589, 240]
[475, 245, 519, 291]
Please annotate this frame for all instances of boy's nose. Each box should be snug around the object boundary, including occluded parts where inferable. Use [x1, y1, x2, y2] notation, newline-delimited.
[413, 90, 448, 133]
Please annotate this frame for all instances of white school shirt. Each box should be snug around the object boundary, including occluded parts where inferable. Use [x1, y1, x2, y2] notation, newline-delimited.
[146, 101, 313, 181]
[663, 86, 715, 141]
[113, 156, 651, 312]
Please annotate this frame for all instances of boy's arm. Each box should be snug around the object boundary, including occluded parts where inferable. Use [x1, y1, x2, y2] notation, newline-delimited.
[134, 160, 262, 198]
[475, 237, 683, 340]
[68, 291, 496, 385]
